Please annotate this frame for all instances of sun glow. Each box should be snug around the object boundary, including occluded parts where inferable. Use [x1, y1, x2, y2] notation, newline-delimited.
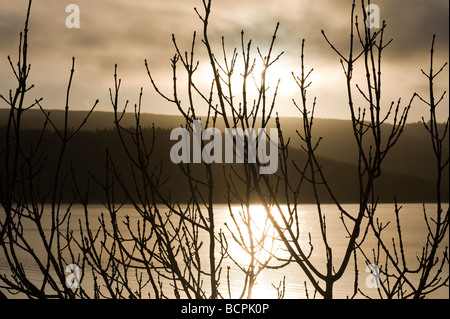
[225, 205, 283, 271]
[223, 204, 291, 298]
[195, 57, 307, 111]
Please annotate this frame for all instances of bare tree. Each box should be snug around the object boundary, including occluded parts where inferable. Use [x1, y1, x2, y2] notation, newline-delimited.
[227, 0, 417, 299]
[360, 34, 449, 299]
[142, 0, 284, 298]
[1, 0, 447, 300]
[0, 0, 97, 298]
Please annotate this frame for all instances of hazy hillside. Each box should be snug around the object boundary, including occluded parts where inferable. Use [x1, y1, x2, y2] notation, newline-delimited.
[1, 118, 446, 204]
[1, 109, 447, 188]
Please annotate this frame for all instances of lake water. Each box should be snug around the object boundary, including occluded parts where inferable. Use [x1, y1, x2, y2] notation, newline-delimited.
[1, 203, 448, 299]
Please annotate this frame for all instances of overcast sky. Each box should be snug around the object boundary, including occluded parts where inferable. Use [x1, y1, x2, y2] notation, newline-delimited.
[1, 0, 448, 122]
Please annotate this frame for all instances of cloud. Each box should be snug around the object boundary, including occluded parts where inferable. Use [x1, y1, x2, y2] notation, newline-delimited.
[0, 0, 448, 122]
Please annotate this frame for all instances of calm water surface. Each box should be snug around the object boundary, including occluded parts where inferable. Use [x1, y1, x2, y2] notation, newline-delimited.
[1, 203, 448, 299]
